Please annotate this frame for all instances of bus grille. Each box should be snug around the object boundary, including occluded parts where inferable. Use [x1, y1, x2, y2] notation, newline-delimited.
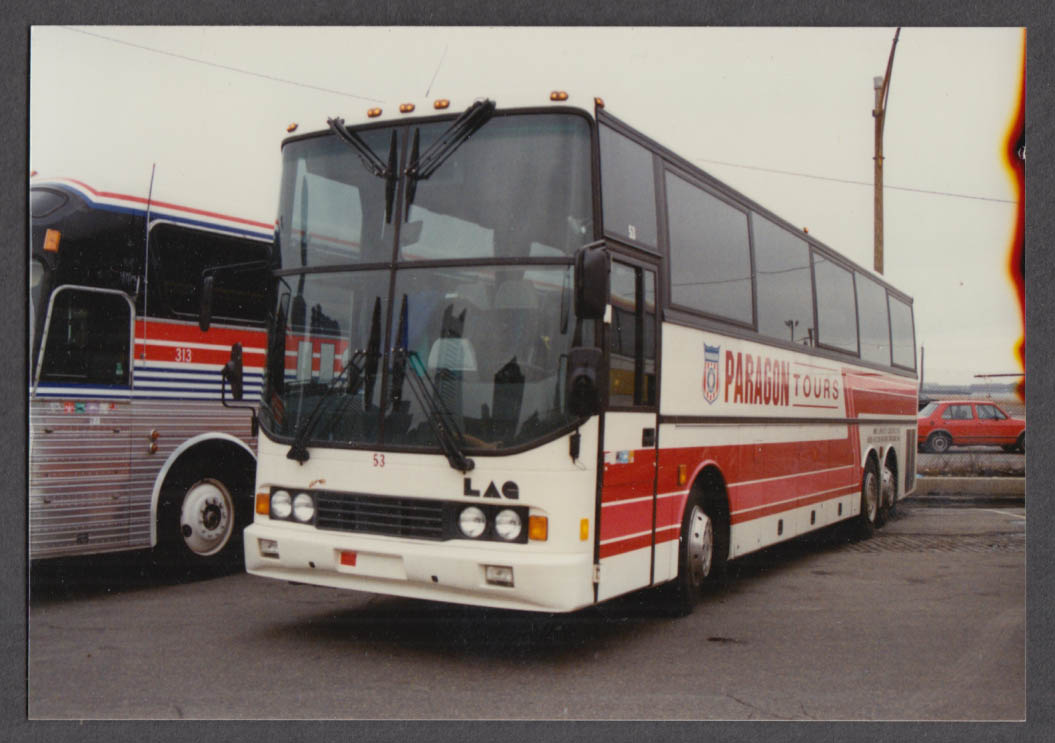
[314, 492, 447, 540]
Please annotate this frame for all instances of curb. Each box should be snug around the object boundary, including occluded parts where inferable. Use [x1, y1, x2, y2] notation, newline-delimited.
[914, 476, 1024, 496]
[908, 476, 1025, 507]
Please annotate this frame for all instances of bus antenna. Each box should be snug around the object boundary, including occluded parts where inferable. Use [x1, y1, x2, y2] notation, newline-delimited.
[425, 44, 448, 98]
[142, 163, 156, 359]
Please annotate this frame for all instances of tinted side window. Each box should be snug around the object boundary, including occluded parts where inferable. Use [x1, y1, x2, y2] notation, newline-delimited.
[855, 272, 891, 365]
[753, 214, 814, 345]
[30, 188, 69, 218]
[813, 253, 858, 353]
[600, 124, 658, 248]
[666, 172, 752, 324]
[888, 295, 916, 369]
[152, 223, 269, 324]
[942, 404, 973, 420]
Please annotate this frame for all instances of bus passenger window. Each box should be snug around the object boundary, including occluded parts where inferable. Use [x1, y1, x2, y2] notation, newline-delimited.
[39, 289, 132, 386]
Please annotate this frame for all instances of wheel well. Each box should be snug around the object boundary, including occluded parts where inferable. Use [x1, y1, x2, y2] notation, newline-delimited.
[151, 438, 256, 546]
[884, 447, 899, 497]
[690, 466, 730, 561]
[881, 447, 898, 481]
[864, 449, 880, 475]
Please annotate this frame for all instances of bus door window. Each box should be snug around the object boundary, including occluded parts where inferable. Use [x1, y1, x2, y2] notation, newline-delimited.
[38, 287, 133, 387]
[30, 258, 47, 368]
[608, 262, 656, 407]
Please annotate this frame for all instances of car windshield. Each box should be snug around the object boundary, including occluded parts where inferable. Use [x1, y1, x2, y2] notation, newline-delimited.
[918, 401, 938, 417]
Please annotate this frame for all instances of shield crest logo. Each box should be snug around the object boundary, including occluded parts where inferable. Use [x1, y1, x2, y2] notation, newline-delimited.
[703, 344, 720, 404]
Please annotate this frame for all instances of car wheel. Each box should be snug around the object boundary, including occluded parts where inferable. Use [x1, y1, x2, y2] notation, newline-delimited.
[1016, 433, 1025, 454]
[927, 432, 952, 454]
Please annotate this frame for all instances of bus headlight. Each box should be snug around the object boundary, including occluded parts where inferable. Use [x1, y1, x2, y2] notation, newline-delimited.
[458, 506, 487, 538]
[493, 509, 522, 541]
[292, 492, 316, 523]
[271, 490, 292, 519]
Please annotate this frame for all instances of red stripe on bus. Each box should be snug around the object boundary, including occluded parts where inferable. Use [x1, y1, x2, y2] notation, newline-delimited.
[598, 531, 653, 560]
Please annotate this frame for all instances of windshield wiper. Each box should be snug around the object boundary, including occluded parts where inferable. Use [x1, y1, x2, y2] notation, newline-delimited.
[388, 294, 473, 472]
[286, 297, 382, 464]
[395, 347, 475, 473]
[404, 98, 496, 216]
[327, 118, 400, 222]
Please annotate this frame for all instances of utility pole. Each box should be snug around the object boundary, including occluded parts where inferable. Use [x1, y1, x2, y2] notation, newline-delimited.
[873, 27, 901, 275]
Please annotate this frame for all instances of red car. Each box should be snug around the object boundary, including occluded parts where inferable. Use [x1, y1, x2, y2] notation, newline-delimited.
[917, 400, 1025, 453]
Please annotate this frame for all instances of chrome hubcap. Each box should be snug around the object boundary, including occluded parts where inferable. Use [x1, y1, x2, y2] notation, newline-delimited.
[179, 479, 234, 556]
[686, 506, 713, 587]
[863, 470, 878, 522]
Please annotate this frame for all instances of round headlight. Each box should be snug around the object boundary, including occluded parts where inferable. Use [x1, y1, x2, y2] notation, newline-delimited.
[494, 509, 522, 541]
[271, 490, 292, 519]
[458, 506, 487, 538]
[292, 492, 315, 523]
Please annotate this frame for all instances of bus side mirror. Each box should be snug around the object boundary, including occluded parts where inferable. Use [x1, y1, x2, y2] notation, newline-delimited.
[567, 347, 603, 417]
[199, 275, 215, 332]
[223, 342, 244, 402]
[574, 242, 610, 320]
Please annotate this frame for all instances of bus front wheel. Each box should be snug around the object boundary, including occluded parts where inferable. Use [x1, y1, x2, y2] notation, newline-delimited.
[665, 490, 727, 615]
[156, 462, 249, 575]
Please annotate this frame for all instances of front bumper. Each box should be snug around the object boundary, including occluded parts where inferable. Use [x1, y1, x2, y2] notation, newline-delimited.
[244, 521, 595, 613]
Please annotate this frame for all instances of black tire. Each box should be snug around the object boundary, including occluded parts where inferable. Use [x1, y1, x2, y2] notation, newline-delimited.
[664, 490, 728, 616]
[1016, 433, 1025, 454]
[854, 460, 880, 540]
[882, 460, 899, 521]
[926, 432, 952, 454]
[155, 461, 252, 576]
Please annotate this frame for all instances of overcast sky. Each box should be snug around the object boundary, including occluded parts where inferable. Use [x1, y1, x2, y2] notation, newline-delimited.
[29, 26, 1025, 387]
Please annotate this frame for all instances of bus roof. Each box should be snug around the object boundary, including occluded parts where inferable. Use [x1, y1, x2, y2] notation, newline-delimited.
[31, 176, 274, 241]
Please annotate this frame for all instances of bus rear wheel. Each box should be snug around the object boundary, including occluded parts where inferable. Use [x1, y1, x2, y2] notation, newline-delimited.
[855, 460, 880, 540]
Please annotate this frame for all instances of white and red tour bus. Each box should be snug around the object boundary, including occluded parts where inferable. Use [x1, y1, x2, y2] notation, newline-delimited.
[222, 92, 917, 613]
[29, 175, 271, 570]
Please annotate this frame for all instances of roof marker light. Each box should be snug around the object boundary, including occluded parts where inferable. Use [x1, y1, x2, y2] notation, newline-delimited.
[286, 122, 299, 133]
[594, 97, 605, 108]
[399, 103, 416, 114]
[550, 91, 569, 102]
[434, 99, 451, 110]
[367, 108, 383, 118]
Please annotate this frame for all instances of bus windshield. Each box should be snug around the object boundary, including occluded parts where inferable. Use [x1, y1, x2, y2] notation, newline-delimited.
[263, 111, 594, 453]
[276, 112, 594, 268]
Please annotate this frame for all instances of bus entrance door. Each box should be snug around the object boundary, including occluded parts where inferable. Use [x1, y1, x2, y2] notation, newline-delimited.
[596, 261, 659, 602]
[30, 286, 135, 558]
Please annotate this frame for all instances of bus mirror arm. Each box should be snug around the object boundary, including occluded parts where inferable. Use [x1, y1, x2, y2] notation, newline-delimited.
[567, 347, 604, 418]
[574, 241, 610, 320]
[221, 342, 258, 436]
